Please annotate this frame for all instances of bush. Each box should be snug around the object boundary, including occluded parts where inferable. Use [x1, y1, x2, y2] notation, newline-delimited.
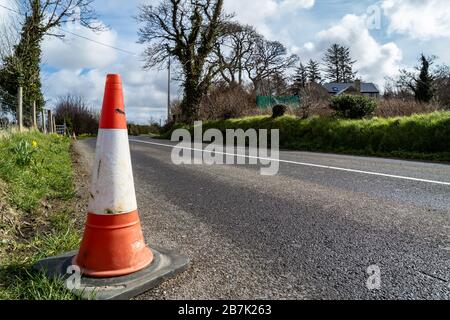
[198, 82, 257, 120]
[180, 111, 450, 161]
[330, 95, 377, 119]
[127, 122, 162, 136]
[296, 82, 332, 119]
[54, 95, 99, 135]
[128, 125, 140, 136]
[272, 105, 287, 118]
[376, 98, 440, 117]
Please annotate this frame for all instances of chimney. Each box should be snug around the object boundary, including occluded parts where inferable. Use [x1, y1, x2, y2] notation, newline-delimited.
[354, 79, 361, 94]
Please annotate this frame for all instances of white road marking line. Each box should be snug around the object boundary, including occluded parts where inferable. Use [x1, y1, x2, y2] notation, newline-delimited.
[129, 139, 450, 186]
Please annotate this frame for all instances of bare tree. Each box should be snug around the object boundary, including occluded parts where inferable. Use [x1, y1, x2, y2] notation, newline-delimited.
[137, 0, 231, 123]
[269, 71, 289, 96]
[382, 75, 413, 100]
[243, 38, 298, 94]
[434, 64, 450, 108]
[15, 0, 100, 36]
[213, 22, 260, 85]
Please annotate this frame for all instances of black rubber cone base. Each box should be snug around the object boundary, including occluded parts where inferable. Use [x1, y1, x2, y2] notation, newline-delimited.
[33, 245, 189, 300]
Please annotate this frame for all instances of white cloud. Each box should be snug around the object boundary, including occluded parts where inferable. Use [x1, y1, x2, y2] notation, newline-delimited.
[224, 0, 315, 37]
[39, 12, 174, 124]
[36, 0, 428, 122]
[382, 0, 450, 40]
[41, 49, 175, 123]
[280, 0, 315, 10]
[40, 0, 318, 123]
[302, 14, 403, 86]
[42, 22, 119, 70]
[0, 0, 15, 20]
[0, 1, 21, 67]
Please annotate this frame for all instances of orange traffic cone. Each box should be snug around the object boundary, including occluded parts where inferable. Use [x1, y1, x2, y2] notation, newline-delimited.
[73, 74, 153, 278]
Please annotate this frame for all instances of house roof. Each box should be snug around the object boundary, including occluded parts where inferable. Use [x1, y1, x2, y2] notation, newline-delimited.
[323, 82, 379, 94]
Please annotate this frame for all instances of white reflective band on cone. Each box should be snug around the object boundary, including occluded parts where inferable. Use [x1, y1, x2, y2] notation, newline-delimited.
[88, 129, 138, 215]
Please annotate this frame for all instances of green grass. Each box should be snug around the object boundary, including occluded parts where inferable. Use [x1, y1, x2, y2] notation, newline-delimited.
[162, 111, 450, 161]
[0, 132, 74, 211]
[0, 131, 81, 300]
[77, 133, 97, 140]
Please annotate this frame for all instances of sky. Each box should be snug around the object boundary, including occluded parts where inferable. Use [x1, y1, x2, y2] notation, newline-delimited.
[2, 0, 450, 123]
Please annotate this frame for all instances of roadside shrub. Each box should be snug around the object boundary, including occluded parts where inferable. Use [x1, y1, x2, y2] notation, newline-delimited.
[54, 95, 99, 135]
[199, 82, 257, 120]
[296, 82, 332, 119]
[148, 122, 162, 134]
[128, 125, 140, 136]
[272, 105, 287, 118]
[127, 123, 161, 136]
[376, 98, 440, 117]
[330, 95, 377, 119]
[186, 111, 450, 161]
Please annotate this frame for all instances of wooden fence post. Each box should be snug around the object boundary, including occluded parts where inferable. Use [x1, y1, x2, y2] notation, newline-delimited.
[32, 101, 37, 129]
[41, 109, 47, 133]
[17, 87, 23, 132]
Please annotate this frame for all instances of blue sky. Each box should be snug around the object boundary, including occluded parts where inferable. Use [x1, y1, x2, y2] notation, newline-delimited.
[2, 0, 450, 123]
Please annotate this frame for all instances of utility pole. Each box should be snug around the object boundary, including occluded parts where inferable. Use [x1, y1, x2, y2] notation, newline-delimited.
[167, 57, 171, 123]
[32, 101, 37, 129]
[41, 109, 47, 133]
[52, 115, 56, 134]
[17, 87, 23, 132]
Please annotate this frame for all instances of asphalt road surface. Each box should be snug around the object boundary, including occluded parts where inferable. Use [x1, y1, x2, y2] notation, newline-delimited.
[76, 137, 450, 300]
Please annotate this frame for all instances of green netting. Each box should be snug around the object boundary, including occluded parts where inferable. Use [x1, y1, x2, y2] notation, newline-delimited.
[256, 96, 300, 110]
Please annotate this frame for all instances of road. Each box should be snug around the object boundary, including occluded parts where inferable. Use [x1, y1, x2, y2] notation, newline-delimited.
[76, 136, 450, 300]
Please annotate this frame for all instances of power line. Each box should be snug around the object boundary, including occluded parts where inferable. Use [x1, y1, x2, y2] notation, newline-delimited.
[0, 86, 34, 111]
[60, 28, 137, 56]
[0, 4, 20, 15]
[0, 3, 137, 56]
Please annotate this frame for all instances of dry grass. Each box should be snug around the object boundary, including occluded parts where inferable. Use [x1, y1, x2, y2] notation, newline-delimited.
[198, 83, 257, 120]
[375, 99, 442, 117]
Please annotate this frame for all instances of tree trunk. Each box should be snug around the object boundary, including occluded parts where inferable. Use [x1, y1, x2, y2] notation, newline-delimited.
[180, 78, 203, 124]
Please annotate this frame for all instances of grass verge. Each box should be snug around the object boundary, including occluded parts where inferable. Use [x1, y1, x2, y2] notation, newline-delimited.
[0, 131, 81, 300]
[161, 111, 450, 162]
